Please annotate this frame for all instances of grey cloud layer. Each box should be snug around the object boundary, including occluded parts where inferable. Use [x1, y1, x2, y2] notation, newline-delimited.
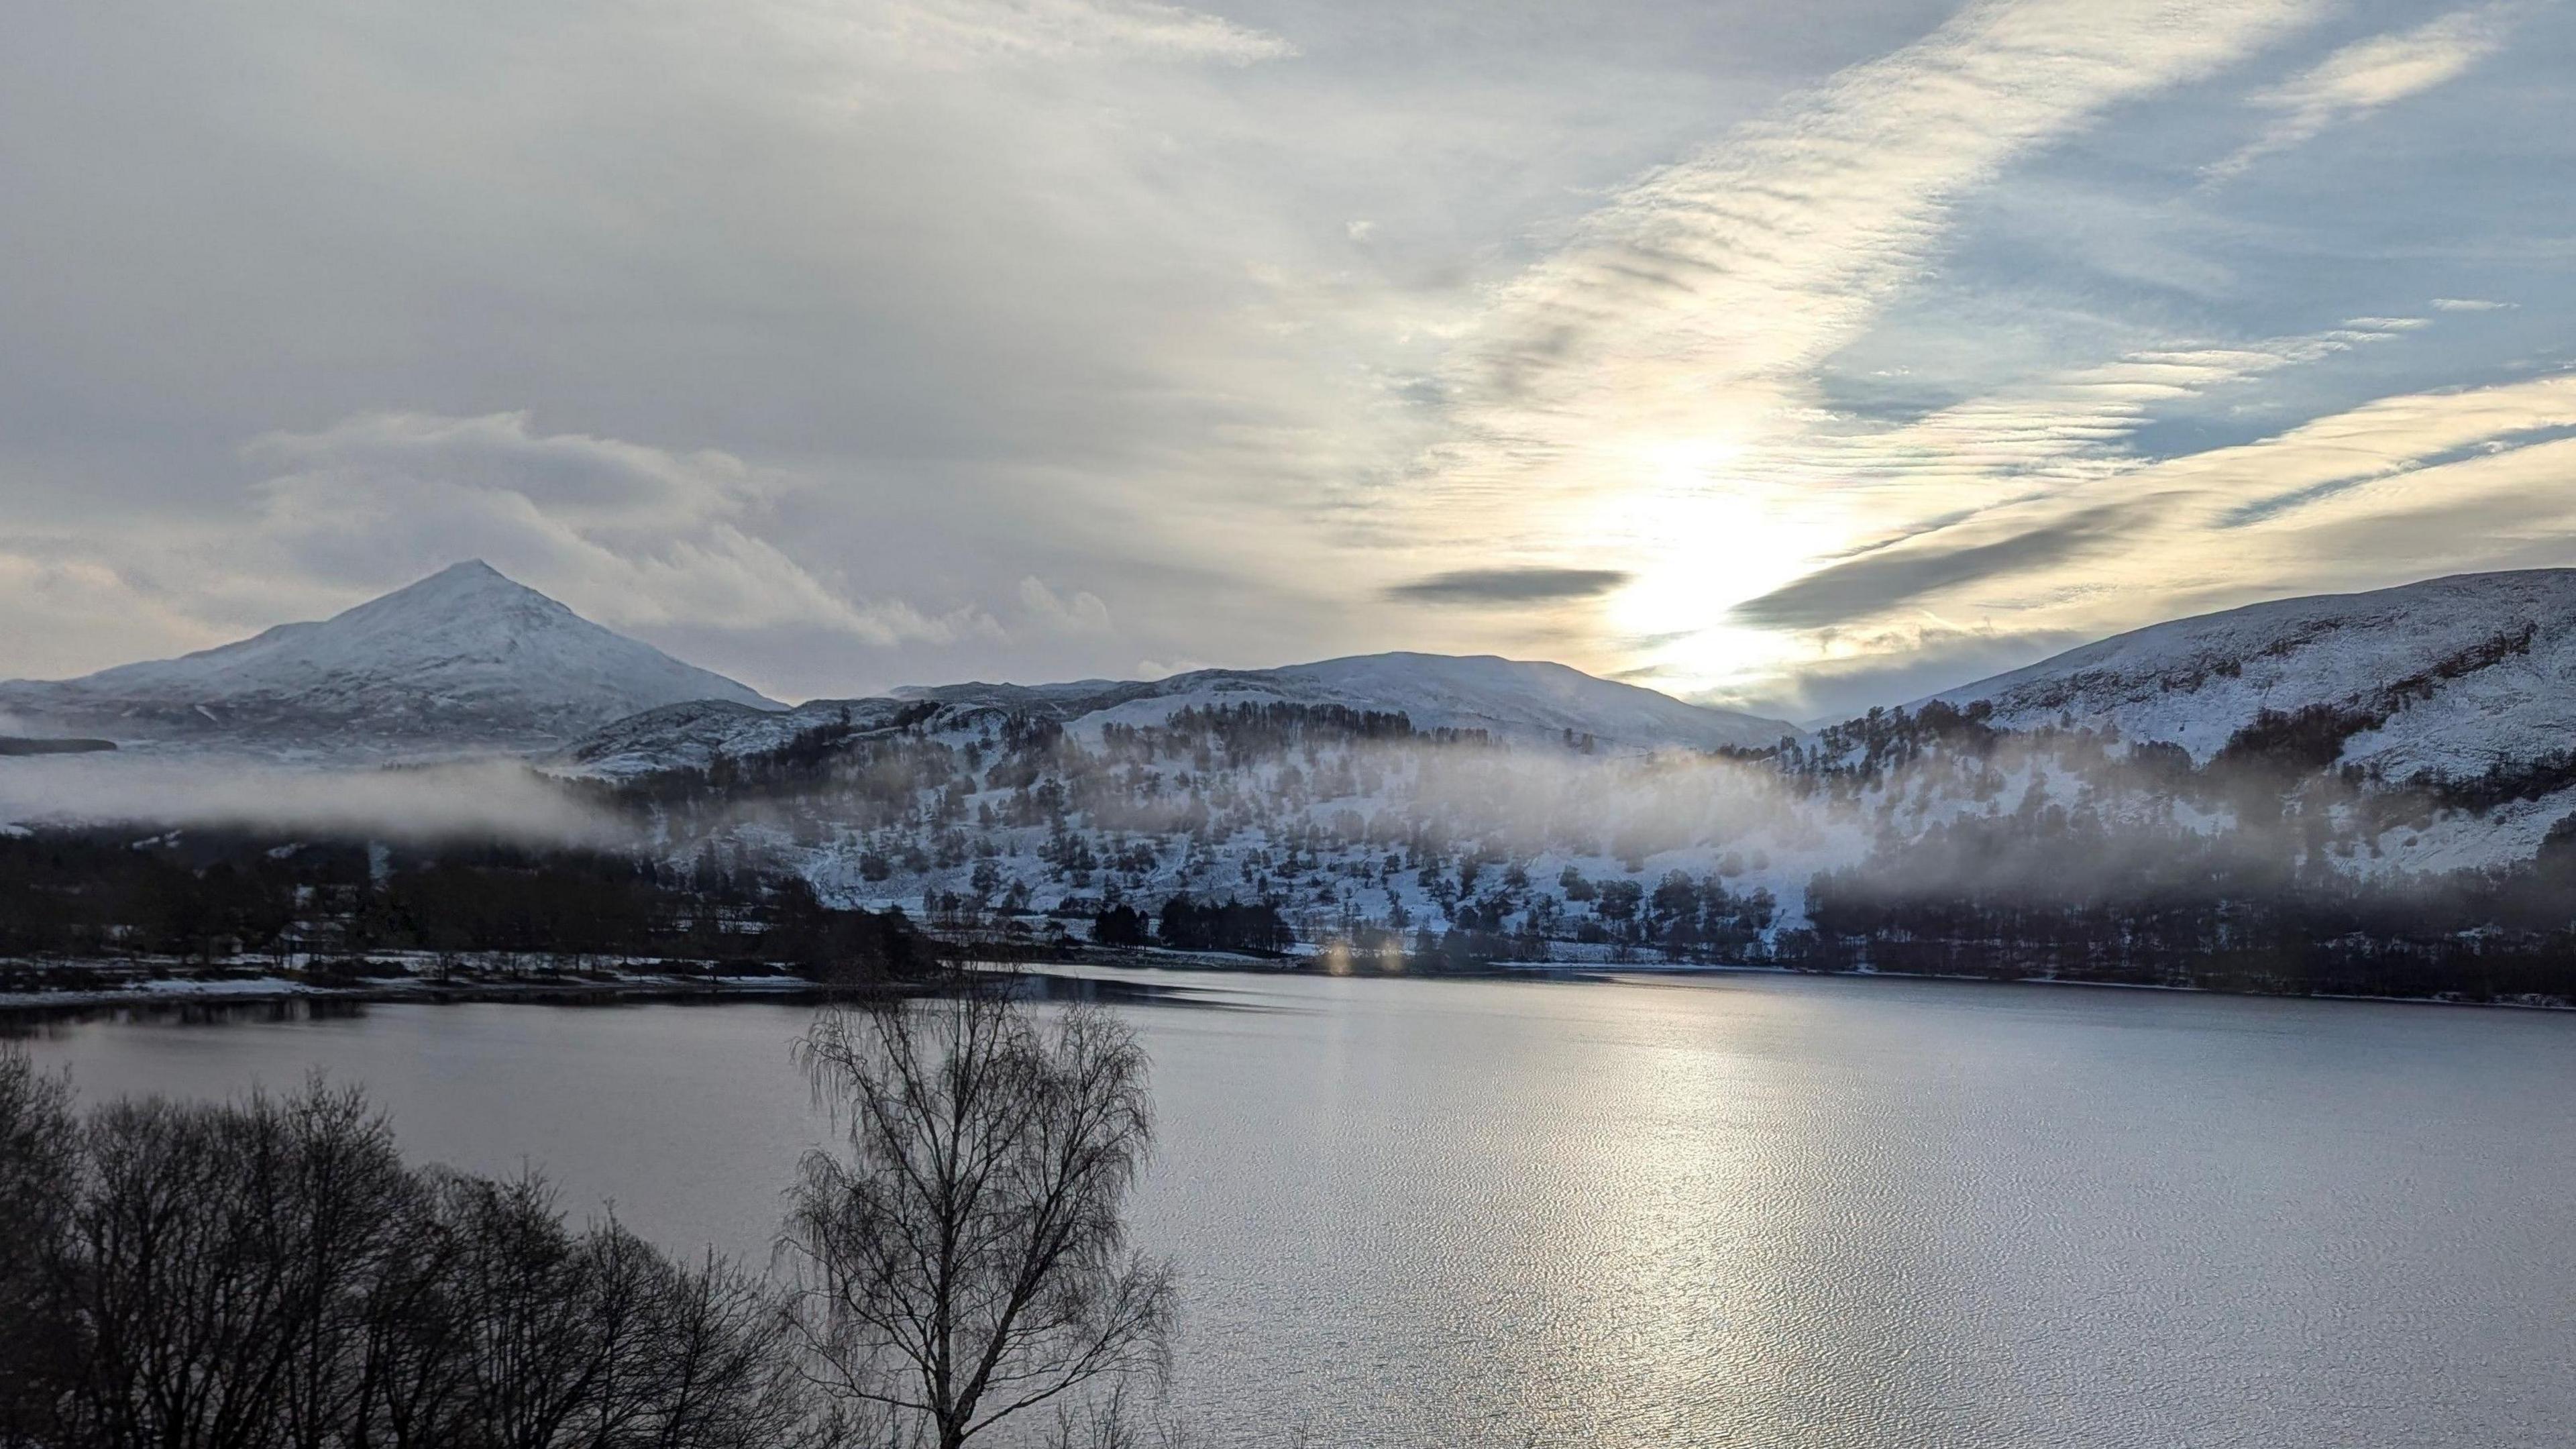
[1387, 568, 1633, 604]
[1729, 504, 2145, 630]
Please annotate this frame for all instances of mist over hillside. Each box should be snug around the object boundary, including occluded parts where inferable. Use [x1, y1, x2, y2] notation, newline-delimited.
[11, 565, 2576, 1002]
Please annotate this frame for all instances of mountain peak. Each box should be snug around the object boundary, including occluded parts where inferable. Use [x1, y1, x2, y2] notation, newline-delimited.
[430, 557, 512, 588]
[376, 551, 538, 598]
[376, 559, 551, 607]
[0, 563, 777, 753]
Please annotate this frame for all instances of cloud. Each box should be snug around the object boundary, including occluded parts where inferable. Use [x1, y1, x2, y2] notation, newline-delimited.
[863, 0, 1297, 68]
[1766, 320, 2421, 518]
[0, 0, 1370, 698]
[0, 555, 236, 682]
[1016, 576, 1115, 634]
[2292, 487, 2576, 566]
[3, 0, 2570, 716]
[1360, 0, 2343, 706]
[2206, 7, 2508, 182]
[0, 412, 1025, 695]
[1701, 623, 2100, 724]
[1553, 308, 2433, 708]
[1729, 503, 2145, 630]
[0, 756, 622, 844]
[1411, 0, 2325, 532]
[1727, 372, 2576, 660]
[1387, 567, 1632, 604]
[2431, 297, 2515, 311]
[2178, 373, 2576, 527]
[241, 412, 991, 650]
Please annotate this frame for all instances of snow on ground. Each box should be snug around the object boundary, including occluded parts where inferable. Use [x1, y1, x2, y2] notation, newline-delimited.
[2357, 786, 2576, 877]
[1049, 653, 1796, 752]
[1929, 569, 2576, 781]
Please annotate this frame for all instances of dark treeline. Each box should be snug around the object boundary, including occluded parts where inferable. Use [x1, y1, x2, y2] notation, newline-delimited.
[1108, 704, 1430, 764]
[0, 830, 313, 965]
[1149, 896, 1294, 956]
[1089, 871, 1775, 971]
[0, 830, 932, 983]
[0, 738, 117, 757]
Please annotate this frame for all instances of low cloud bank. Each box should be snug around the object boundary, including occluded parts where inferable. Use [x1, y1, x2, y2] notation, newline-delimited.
[0, 755, 623, 845]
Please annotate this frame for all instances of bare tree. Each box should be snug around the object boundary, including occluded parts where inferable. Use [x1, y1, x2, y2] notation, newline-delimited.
[0, 1045, 77, 1448]
[782, 992, 1175, 1449]
[627, 1250, 820, 1449]
[66, 1083, 412, 1449]
[11, 1073, 825, 1449]
[424, 1169, 819, 1449]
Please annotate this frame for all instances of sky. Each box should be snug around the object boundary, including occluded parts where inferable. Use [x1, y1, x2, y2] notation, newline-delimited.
[1, 0, 2569, 720]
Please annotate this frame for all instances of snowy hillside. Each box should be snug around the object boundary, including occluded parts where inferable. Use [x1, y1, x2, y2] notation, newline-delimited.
[544, 652, 1819, 945]
[541, 574, 2576, 951]
[561, 688, 1832, 955]
[900, 652, 1796, 753]
[1101, 653, 1790, 751]
[0, 561, 777, 753]
[561, 698, 931, 781]
[557, 652, 1794, 785]
[1921, 570, 2576, 786]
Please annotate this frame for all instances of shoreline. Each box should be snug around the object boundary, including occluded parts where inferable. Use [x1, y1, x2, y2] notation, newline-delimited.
[1061, 953, 2576, 1012]
[12, 945, 2568, 1024]
[0, 969, 835, 1024]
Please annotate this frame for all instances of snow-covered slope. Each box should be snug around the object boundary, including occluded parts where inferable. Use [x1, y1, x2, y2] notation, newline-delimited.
[0, 561, 777, 753]
[555, 653, 1793, 784]
[559, 698, 930, 780]
[1919, 570, 2576, 784]
[904, 653, 1796, 753]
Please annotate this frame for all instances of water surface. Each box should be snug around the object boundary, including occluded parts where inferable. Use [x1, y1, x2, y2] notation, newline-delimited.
[21, 973, 2576, 1448]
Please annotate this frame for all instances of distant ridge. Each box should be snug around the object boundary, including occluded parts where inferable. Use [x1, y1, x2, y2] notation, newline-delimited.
[898, 651, 1798, 753]
[0, 561, 778, 753]
[562, 650, 1798, 782]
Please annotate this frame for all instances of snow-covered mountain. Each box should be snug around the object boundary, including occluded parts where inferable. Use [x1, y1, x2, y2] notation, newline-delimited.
[904, 653, 1796, 752]
[1919, 570, 2576, 786]
[557, 652, 1794, 782]
[0, 561, 777, 753]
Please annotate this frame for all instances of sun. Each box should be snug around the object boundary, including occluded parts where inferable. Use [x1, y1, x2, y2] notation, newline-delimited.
[1572, 439, 1845, 698]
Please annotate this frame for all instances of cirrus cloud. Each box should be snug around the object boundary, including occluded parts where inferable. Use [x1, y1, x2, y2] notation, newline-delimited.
[2205, 5, 2511, 182]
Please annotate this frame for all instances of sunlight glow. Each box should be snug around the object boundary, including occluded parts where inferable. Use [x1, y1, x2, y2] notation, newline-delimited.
[1582, 445, 1849, 700]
